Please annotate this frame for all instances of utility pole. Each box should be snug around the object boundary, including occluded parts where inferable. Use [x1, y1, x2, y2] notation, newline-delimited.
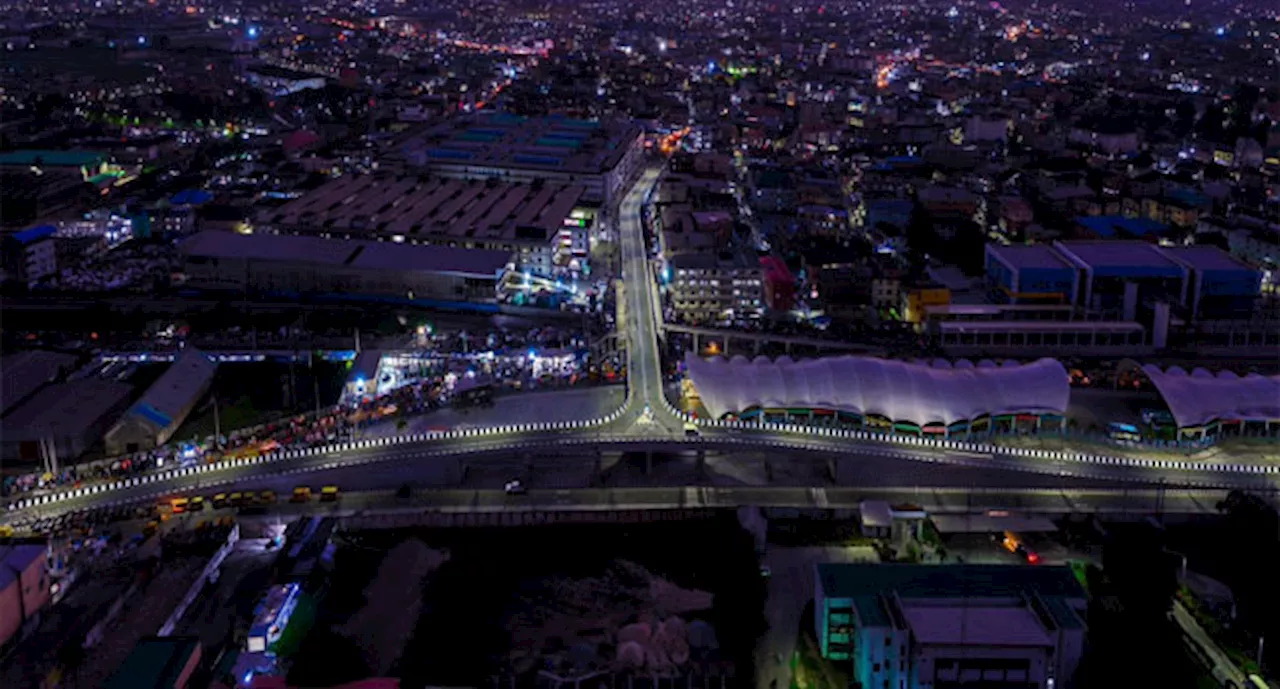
[213, 395, 222, 449]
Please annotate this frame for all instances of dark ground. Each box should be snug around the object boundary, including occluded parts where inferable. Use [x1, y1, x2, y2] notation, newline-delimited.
[289, 516, 767, 689]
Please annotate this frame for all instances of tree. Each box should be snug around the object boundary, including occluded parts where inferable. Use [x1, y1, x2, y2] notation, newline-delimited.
[285, 630, 371, 688]
[1075, 522, 1187, 689]
[1216, 490, 1280, 667]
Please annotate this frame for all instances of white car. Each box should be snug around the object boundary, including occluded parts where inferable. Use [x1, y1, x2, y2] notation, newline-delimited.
[504, 479, 526, 495]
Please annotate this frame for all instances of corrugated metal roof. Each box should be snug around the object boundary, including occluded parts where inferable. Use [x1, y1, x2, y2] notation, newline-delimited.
[125, 348, 216, 432]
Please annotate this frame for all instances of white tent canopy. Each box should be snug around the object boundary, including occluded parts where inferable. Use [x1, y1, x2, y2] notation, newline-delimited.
[684, 353, 1070, 426]
[1140, 365, 1280, 429]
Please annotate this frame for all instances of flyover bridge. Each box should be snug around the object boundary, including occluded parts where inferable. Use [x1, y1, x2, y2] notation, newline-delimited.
[4, 167, 1278, 523]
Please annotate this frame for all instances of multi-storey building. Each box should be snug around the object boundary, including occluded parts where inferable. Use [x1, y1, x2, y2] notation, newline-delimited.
[667, 250, 763, 325]
[815, 563, 1088, 689]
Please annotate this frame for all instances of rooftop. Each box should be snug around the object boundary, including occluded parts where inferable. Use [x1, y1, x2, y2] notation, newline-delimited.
[102, 636, 201, 689]
[817, 563, 1085, 601]
[901, 605, 1053, 647]
[261, 174, 586, 245]
[0, 544, 45, 590]
[0, 149, 104, 168]
[987, 244, 1076, 272]
[401, 113, 640, 175]
[0, 350, 79, 417]
[1053, 240, 1184, 273]
[9, 225, 57, 245]
[1162, 245, 1258, 272]
[122, 348, 217, 432]
[181, 231, 512, 278]
[1075, 215, 1170, 239]
[0, 379, 133, 441]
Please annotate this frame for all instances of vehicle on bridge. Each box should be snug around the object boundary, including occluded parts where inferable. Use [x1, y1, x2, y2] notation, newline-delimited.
[504, 479, 526, 495]
[1002, 530, 1040, 564]
[320, 485, 340, 502]
[291, 486, 312, 503]
[684, 421, 700, 437]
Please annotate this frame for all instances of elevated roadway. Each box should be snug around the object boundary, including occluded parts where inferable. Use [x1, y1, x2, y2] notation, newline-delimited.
[8, 429, 1276, 527]
[4, 167, 1278, 522]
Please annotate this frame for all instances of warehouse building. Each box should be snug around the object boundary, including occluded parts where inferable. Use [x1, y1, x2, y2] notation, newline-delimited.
[104, 348, 217, 455]
[397, 113, 645, 208]
[257, 173, 592, 275]
[985, 240, 1261, 322]
[0, 379, 133, 467]
[179, 231, 513, 307]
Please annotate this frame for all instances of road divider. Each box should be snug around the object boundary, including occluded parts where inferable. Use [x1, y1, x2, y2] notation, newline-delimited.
[6, 396, 635, 514]
[659, 395, 1278, 479]
[8, 387, 1278, 517]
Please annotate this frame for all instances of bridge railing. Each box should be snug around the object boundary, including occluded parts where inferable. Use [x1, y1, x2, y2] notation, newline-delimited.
[657, 390, 1279, 478]
[5, 390, 636, 514]
[7, 379, 1279, 517]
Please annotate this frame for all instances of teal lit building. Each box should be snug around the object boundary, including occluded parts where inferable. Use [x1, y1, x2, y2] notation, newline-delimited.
[815, 563, 1087, 689]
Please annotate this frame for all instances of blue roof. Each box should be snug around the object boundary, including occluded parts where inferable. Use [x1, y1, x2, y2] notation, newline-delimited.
[11, 225, 56, 245]
[427, 148, 474, 160]
[513, 154, 563, 167]
[132, 403, 172, 429]
[1076, 215, 1170, 238]
[169, 189, 213, 206]
[0, 545, 45, 590]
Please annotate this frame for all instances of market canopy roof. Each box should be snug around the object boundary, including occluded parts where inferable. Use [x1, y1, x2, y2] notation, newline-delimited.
[1139, 365, 1280, 429]
[684, 354, 1070, 426]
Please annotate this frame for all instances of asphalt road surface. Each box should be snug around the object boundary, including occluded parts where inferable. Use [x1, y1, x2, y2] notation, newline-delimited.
[6, 167, 1279, 524]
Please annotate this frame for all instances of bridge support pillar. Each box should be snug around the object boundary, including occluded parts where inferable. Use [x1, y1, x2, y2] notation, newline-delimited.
[645, 451, 652, 475]
[696, 449, 706, 477]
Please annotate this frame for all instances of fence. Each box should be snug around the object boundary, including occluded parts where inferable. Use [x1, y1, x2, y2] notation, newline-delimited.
[156, 522, 240, 637]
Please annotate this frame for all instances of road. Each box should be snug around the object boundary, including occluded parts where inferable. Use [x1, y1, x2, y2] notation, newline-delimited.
[5, 165, 1280, 523]
[1172, 601, 1250, 689]
[616, 166, 683, 435]
[10, 423, 1279, 527]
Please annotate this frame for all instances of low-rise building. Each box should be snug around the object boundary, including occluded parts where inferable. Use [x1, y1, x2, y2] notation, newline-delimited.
[1, 225, 58, 287]
[0, 350, 79, 417]
[179, 231, 513, 307]
[0, 379, 133, 466]
[258, 174, 590, 276]
[104, 348, 217, 455]
[103, 636, 202, 689]
[397, 113, 644, 209]
[0, 544, 49, 649]
[815, 563, 1087, 689]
